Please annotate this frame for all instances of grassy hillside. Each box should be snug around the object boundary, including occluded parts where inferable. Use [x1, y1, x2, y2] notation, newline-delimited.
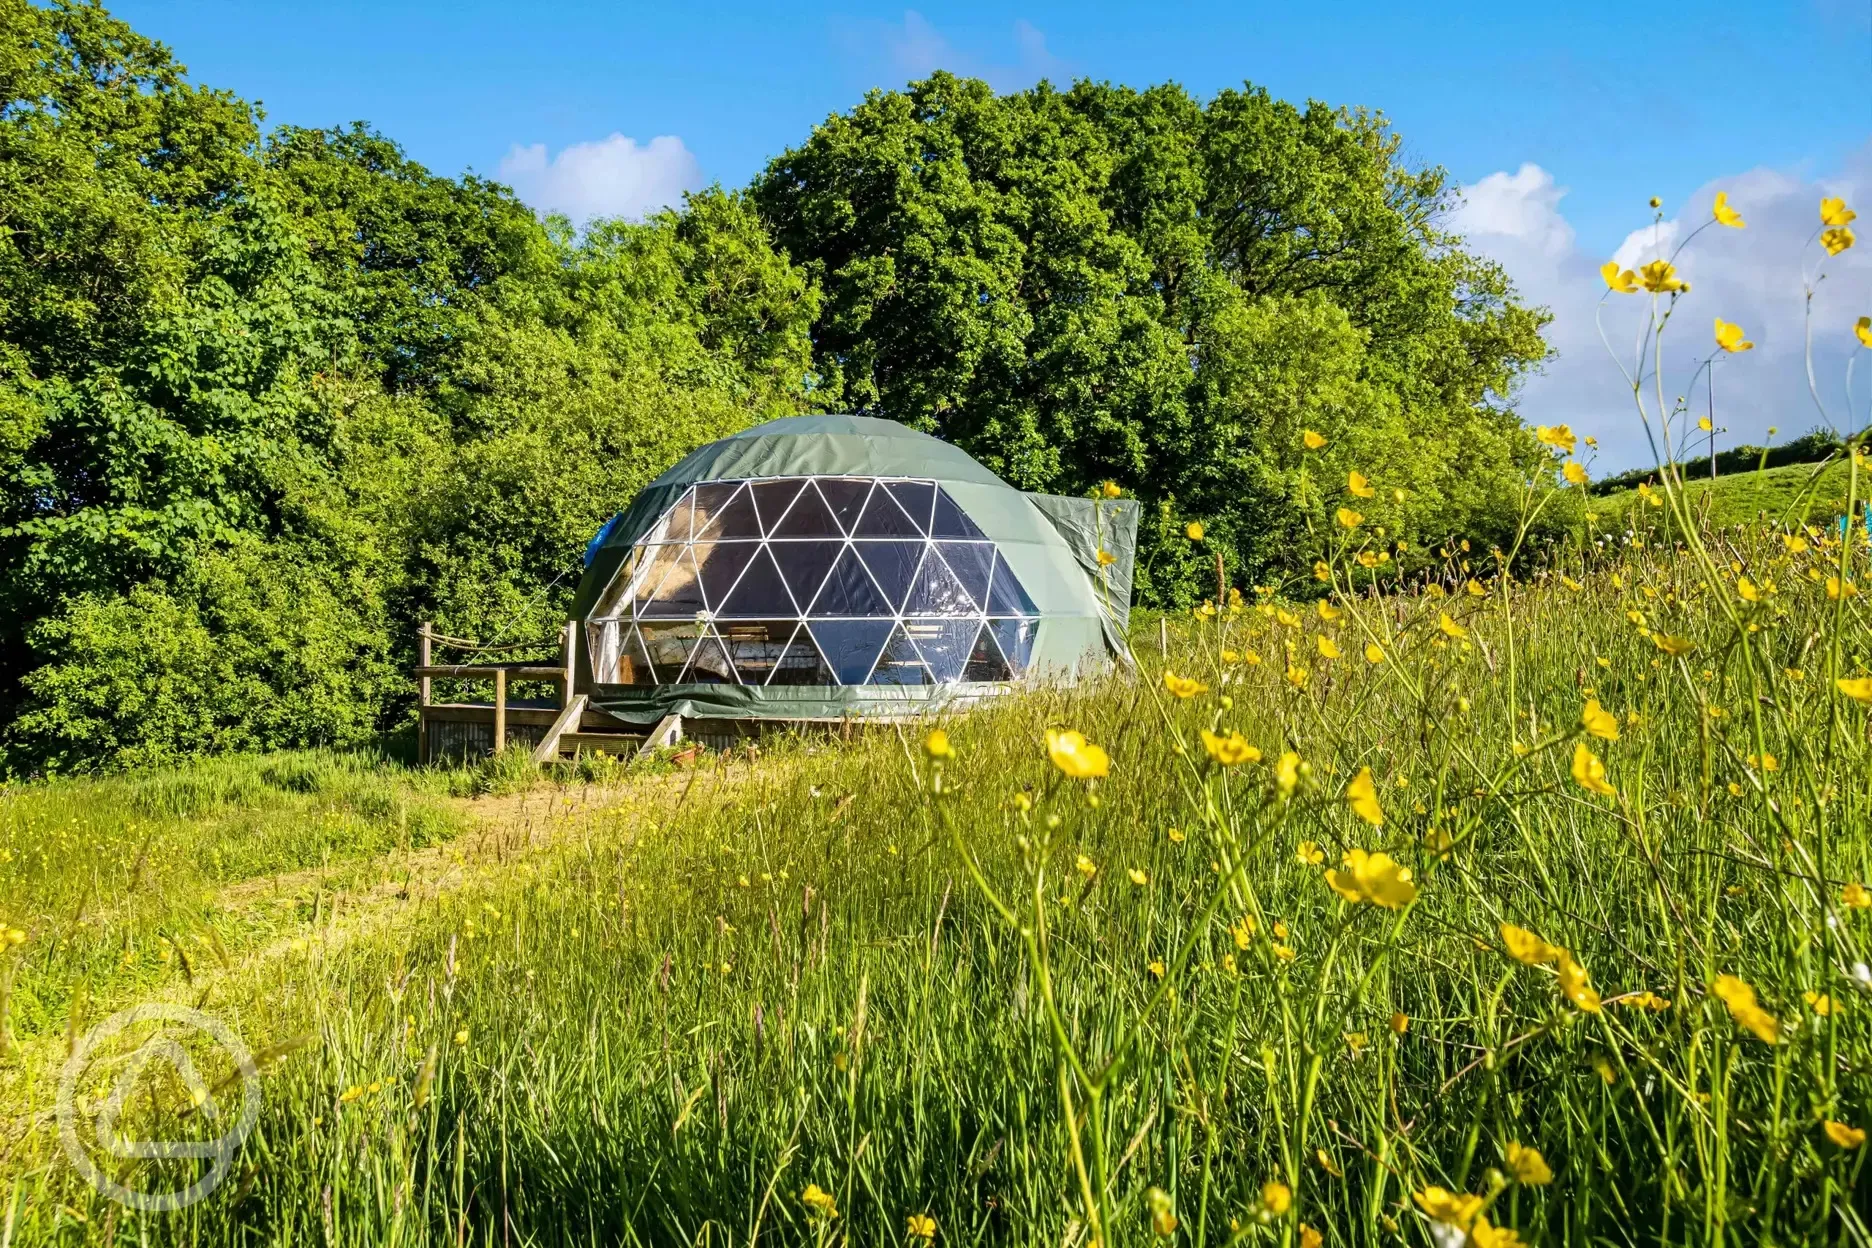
[1, 516, 1869, 1245]
[1587, 457, 1862, 533]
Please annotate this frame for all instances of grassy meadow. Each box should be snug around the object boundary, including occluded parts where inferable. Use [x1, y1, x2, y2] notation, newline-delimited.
[2, 480, 1870, 1246]
[1587, 458, 1862, 535]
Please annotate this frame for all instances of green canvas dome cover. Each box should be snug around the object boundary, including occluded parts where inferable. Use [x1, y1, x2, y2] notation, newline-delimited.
[569, 414, 1137, 723]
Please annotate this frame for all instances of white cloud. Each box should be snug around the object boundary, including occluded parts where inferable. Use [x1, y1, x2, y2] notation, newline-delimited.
[841, 10, 1067, 93]
[1456, 145, 1872, 473]
[498, 134, 702, 225]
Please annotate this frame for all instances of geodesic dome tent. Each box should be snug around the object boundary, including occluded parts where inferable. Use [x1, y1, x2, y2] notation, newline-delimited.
[569, 415, 1137, 724]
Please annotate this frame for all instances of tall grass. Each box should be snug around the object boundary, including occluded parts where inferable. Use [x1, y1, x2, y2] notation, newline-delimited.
[3, 513, 1867, 1245]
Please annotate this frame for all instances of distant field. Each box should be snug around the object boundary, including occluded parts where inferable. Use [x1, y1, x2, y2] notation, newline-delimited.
[1587, 457, 1861, 532]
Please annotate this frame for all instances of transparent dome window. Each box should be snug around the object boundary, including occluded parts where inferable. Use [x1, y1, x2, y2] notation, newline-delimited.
[587, 478, 1038, 687]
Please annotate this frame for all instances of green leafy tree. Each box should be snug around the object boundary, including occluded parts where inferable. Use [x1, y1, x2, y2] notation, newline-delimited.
[755, 74, 1555, 603]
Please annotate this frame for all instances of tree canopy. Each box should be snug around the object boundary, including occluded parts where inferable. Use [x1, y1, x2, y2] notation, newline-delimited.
[0, 1, 1558, 773]
[755, 74, 1555, 599]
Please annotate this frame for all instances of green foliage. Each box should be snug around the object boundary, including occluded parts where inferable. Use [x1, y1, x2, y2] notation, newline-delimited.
[755, 74, 1554, 603]
[0, 2, 817, 773]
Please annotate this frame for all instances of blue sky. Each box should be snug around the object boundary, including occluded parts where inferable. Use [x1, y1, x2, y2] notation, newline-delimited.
[114, 1, 1872, 468]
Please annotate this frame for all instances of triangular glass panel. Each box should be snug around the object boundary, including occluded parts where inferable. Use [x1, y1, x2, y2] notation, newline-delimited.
[807, 545, 892, 617]
[695, 483, 760, 540]
[751, 480, 804, 535]
[962, 622, 1014, 682]
[930, 488, 987, 538]
[765, 624, 839, 686]
[986, 618, 1035, 674]
[769, 480, 842, 537]
[632, 545, 691, 616]
[641, 546, 707, 618]
[903, 618, 981, 683]
[884, 481, 935, 534]
[716, 620, 793, 684]
[617, 625, 656, 685]
[680, 628, 736, 684]
[640, 623, 700, 683]
[852, 486, 922, 537]
[818, 478, 873, 534]
[902, 546, 978, 615]
[718, 545, 798, 617]
[807, 620, 895, 685]
[984, 553, 1040, 616]
[645, 487, 699, 544]
[856, 540, 924, 611]
[933, 542, 994, 610]
[869, 624, 933, 685]
[695, 541, 756, 609]
[769, 541, 842, 613]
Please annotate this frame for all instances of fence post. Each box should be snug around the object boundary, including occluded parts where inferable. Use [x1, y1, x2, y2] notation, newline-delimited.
[493, 667, 507, 756]
[1159, 616, 1167, 657]
[418, 622, 432, 765]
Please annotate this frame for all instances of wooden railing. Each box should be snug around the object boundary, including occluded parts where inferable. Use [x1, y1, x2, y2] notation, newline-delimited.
[416, 621, 579, 763]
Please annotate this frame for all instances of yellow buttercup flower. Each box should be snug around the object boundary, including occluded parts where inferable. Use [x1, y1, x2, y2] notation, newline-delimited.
[1147, 1188, 1177, 1237]
[1185, 521, 1205, 542]
[1825, 1121, 1866, 1149]
[1500, 923, 1560, 966]
[1200, 728, 1261, 766]
[1535, 424, 1576, 453]
[1096, 547, 1117, 566]
[1285, 664, 1309, 688]
[1843, 882, 1872, 909]
[1414, 1187, 1485, 1228]
[1556, 949, 1602, 1013]
[1127, 867, 1149, 887]
[1348, 470, 1376, 499]
[1276, 607, 1301, 628]
[1571, 742, 1617, 798]
[923, 729, 957, 761]
[1316, 635, 1341, 660]
[1736, 576, 1761, 603]
[1581, 698, 1619, 742]
[1563, 461, 1588, 485]
[1438, 612, 1468, 640]
[1638, 259, 1686, 293]
[1312, 559, 1331, 581]
[1654, 635, 1697, 657]
[1296, 840, 1325, 866]
[1856, 316, 1872, 348]
[1259, 1180, 1292, 1215]
[1274, 751, 1301, 797]
[1600, 260, 1640, 294]
[1336, 507, 1363, 529]
[1714, 318, 1754, 353]
[1317, 599, 1343, 622]
[1821, 196, 1857, 227]
[1822, 227, 1855, 256]
[1827, 576, 1858, 601]
[1389, 1012, 1409, 1035]
[1803, 991, 1837, 1017]
[1303, 429, 1327, 450]
[1711, 974, 1779, 1044]
[906, 1213, 938, 1239]
[1326, 848, 1416, 907]
[1837, 676, 1872, 704]
[1100, 480, 1122, 498]
[1364, 642, 1385, 663]
[1712, 191, 1744, 228]
[801, 1184, 838, 1219]
[1045, 729, 1110, 780]
[1148, 958, 1166, 978]
[1162, 670, 1207, 698]
[1505, 1142, 1553, 1185]
[1465, 578, 1487, 597]
[1344, 766, 1385, 826]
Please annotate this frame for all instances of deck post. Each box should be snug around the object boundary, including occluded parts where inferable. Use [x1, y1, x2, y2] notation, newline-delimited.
[1159, 616, 1167, 657]
[493, 667, 507, 755]
[561, 619, 577, 709]
[418, 622, 433, 764]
